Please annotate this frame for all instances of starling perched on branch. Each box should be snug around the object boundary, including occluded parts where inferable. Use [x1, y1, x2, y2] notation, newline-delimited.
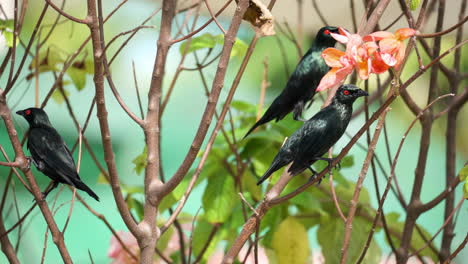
[244, 26, 339, 138]
[257, 84, 368, 185]
[16, 108, 99, 201]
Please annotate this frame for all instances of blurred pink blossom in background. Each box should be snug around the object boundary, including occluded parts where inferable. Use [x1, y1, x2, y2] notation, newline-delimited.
[108, 231, 139, 264]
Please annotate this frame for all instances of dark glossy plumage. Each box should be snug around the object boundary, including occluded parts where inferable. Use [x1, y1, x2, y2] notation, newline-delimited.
[257, 84, 368, 185]
[16, 108, 99, 201]
[244, 26, 339, 138]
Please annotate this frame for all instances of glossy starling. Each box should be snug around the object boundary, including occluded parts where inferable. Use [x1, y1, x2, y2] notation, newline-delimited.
[16, 108, 99, 201]
[257, 84, 368, 185]
[244, 26, 339, 138]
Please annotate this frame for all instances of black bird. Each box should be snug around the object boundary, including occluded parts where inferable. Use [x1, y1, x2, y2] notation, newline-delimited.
[244, 26, 339, 138]
[16, 108, 99, 201]
[256, 84, 368, 185]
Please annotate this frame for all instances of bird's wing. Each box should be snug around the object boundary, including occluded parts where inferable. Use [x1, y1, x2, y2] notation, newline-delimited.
[28, 128, 78, 184]
[288, 108, 342, 174]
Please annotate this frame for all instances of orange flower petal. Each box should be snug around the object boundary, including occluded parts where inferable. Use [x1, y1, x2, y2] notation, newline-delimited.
[317, 66, 353, 91]
[331, 32, 349, 43]
[356, 59, 370, 80]
[338, 27, 351, 38]
[370, 52, 390, 73]
[394, 45, 407, 70]
[363, 41, 379, 54]
[379, 38, 400, 54]
[321, 48, 346, 68]
[363, 31, 395, 42]
[381, 53, 397, 66]
[395, 28, 416, 40]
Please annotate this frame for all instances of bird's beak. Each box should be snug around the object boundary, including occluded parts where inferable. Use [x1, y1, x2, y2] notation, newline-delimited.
[16, 110, 24, 116]
[358, 90, 369, 97]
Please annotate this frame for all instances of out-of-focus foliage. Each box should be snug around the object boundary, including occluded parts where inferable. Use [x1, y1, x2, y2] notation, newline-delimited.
[408, 0, 422, 11]
[179, 32, 247, 58]
[459, 164, 468, 199]
[27, 46, 94, 104]
[0, 19, 16, 47]
[125, 98, 439, 263]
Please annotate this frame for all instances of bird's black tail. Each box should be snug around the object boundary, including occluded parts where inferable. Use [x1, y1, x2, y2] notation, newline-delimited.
[243, 107, 278, 139]
[257, 159, 283, 185]
[73, 179, 100, 201]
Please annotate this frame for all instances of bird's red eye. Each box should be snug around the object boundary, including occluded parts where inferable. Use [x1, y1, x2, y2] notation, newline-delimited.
[25, 110, 31, 115]
[343, 90, 350, 95]
[324, 29, 330, 35]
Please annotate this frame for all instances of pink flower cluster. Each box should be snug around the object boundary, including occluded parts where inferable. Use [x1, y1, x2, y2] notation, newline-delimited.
[317, 27, 416, 91]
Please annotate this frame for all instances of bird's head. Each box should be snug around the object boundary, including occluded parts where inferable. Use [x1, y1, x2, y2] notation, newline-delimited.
[334, 84, 368, 104]
[315, 26, 339, 47]
[16, 108, 52, 128]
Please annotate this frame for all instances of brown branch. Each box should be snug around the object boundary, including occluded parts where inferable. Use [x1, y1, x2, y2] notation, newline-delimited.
[171, 0, 233, 44]
[159, 0, 251, 198]
[87, 0, 140, 238]
[0, 161, 20, 167]
[45, 0, 89, 24]
[76, 193, 139, 261]
[204, 0, 226, 34]
[411, 198, 465, 257]
[328, 149, 346, 222]
[311, 0, 328, 25]
[161, 12, 259, 234]
[356, 93, 454, 263]
[0, 204, 20, 264]
[340, 108, 390, 264]
[442, 233, 468, 264]
[417, 15, 468, 38]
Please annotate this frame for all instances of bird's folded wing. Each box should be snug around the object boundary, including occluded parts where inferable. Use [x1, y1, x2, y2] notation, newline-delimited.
[28, 129, 78, 181]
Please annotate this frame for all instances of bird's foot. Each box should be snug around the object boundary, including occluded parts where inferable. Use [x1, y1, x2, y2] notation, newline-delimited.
[307, 166, 322, 185]
[25, 157, 33, 170]
[294, 116, 308, 122]
[315, 157, 341, 171]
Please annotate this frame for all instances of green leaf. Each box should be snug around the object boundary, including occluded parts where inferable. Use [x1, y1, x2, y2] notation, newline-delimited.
[202, 175, 236, 223]
[29, 48, 66, 71]
[51, 88, 70, 104]
[464, 179, 468, 199]
[408, 0, 421, 10]
[230, 37, 248, 58]
[132, 146, 147, 175]
[339, 155, 354, 168]
[0, 19, 13, 30]
[159, 176, 191, 213]
[179, 33, 247, 58]
[126, 195, 144, 220]
[97, 172, 108, 184]
[67, 67, 87, 91]
[243, 170, 262, 201]
[85, 59, 95, 74]
[179, 33, 217, 55]
[231, 100, 257, 113]
[192, 218, 220, 260]
[272, 217, 310, 264]
[156, 225, 174, 253]
[318, 217, 380, 264]
[3, 31, 16, 47]
[458, 165, 468, 181]
[260, 204, 287, 247]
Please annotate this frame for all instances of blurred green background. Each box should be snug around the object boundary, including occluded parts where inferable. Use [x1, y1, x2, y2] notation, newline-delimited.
[0, 0, 467, 263]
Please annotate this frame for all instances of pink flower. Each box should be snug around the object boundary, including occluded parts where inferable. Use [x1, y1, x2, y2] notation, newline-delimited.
[108, 231, 140, 264]
[364, 28, 416, 69]
[317, 27, 416, 91]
